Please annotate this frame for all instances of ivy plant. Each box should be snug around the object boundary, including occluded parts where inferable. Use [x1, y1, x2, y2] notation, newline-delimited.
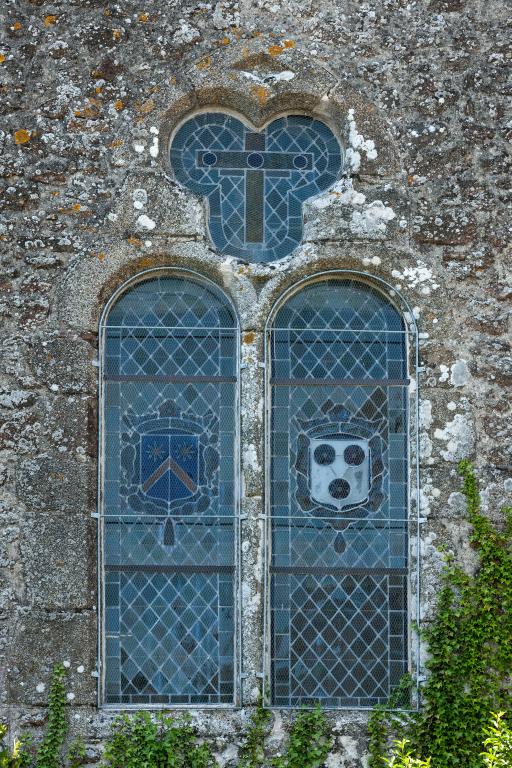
[238, 699, 272, 768]
[368, 460, 512, 768]
[35, 664, 68, 768]
[100, 711, 218, 768]
[272, 706, 332, 768]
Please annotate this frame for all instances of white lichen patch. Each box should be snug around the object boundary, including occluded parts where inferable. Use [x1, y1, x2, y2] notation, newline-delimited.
[132, 188, 147, 210]
[310, 178, 395, 236]
[149, 127, 159, 158]
[243, 443, 261, 475]
[350, 199, 396, 236]
[439, 364, 450, 383]
[136, 214, 156, 230]
[434, 413, 475, 462]
[450, 359, 470, 387]
[346, 108, 378, 171]
[391, 263, 440, 294]
[240, 70, 295, 84]
[173, 20, 200, 44]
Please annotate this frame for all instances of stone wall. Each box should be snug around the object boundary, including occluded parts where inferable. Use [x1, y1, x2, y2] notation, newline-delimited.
[0, 0, 510, 765]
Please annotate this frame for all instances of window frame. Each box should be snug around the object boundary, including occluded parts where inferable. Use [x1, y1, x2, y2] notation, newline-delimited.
[262, 270, 421, 710]
[97, 267, 242, 710]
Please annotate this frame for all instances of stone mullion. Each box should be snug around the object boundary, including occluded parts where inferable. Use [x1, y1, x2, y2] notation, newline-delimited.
[239, 330, 265, 705]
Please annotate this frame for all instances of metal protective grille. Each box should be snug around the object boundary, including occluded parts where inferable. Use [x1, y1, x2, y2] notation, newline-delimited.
[170, 113, 342, 263]
[268, 278, 409, 707]
[102, 275, 238, 705]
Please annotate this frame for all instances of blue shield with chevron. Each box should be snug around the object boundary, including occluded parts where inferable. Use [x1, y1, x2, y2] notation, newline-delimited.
[140, 433, 199, 505]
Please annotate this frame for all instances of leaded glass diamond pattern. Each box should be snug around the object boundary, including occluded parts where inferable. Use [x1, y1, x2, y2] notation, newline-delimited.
[271, 574, 407, 706]
[103, 275, 238, 705]
[269, 278, 409, 707]
[170, 113, 343, 262]
[105, 571, 234, 705]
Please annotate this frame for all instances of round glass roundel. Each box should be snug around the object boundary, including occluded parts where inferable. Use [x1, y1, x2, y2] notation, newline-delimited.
[247, 152, 264, 168]
[203, 151, 217, 166]
[328, 478, 351, 499]
[314, 443, 336, 466]
[344, 444, 366, 466]
[293, 154, 308, 169]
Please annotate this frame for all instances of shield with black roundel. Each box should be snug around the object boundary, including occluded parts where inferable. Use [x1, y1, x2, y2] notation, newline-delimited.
[140, 432, 199, 506]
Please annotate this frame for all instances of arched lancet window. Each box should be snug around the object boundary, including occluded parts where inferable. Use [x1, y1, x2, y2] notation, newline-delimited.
[100, 271, 239, 706]
[266, 275, 411, 708]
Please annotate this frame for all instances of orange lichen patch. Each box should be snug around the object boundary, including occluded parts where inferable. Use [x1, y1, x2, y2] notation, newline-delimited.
[407, 174, 415, 185]
[135, 97, 155, 115]
[127, 235, 143, 247]
[74, 105, 101, 119]
[138, 12, 149, 22]
[112, 29, 121, 40]
[114, 99, 124, 111]
[95, 86, 103, 94]
[43, 15, 57, 26]
[59, 203, 91, 215]
[243, 331, 256, 345]
[96, 251, 106, 262]
[14, 129, 31, 145]
[138, 257, 155, 268]
[221, 36, 230, 45]
[0, 54, 5, 63]
[110, 138, 124, 148]
[196, 55, 211, 70]
[268, 40, 295, 55]
[11, 21, 22, 31]
[251, 84, 269, 106]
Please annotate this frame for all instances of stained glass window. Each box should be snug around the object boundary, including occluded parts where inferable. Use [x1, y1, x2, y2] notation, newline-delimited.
[101, 273, 238, 705]
[267, 277, 409, 707]
[170, 113, 342, 263]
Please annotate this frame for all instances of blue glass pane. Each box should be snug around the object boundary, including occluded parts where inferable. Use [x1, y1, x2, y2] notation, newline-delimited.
[170, 114, 343, 263]
[103, 276, 237, 705]
[269, 278, 408, 707]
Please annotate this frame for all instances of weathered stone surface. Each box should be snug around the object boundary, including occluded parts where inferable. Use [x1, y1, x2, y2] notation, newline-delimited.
[19, 511, 96, 609]
[6, 610, 97, 707]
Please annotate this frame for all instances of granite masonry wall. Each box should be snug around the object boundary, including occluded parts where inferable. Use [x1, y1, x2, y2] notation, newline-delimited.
[0, 0, 510, 765]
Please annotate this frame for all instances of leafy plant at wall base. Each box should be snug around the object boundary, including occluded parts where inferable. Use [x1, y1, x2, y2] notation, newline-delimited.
[367, 675, 414, 768]
[382, 740, 431, 768]
[0, 724, 32, 768]
[272, 706, 332, 768]
[100, 712, 218, 768]
[36, 664, 68, 768]
[238, 700, 272, 768]
[481, 712, 512, 768]
[66, 739, 86, 768]
[368, 460, 512, 768]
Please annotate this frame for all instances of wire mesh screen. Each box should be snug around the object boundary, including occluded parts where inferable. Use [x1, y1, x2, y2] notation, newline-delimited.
[102, 275, 238, 705]
[268, 278, 409, 707]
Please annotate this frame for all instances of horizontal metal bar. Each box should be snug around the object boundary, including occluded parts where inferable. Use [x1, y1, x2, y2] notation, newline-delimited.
[105, 564, 234, 574]
[271, 327, 408, 334]
[102, 514, 237, 521]
[270, 378, 409, 387]
[270, 566, 407, 576]
[103, 325, 237, 332]
[102, 703, 237, 711]
[104, 375, 237, 383]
